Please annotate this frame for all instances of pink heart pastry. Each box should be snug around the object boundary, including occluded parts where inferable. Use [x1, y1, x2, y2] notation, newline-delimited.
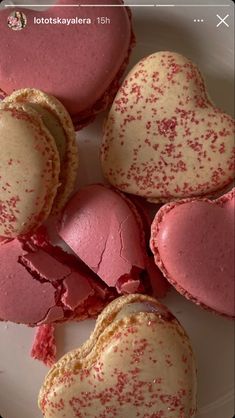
[101, 52, 235, 201]
[0, 0, 134, 129]
[150, 189, 235, 318]
[39, 294, 197, 418]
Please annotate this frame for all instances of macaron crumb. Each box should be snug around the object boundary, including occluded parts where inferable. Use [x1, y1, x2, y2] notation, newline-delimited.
[31, 324, 56, 367]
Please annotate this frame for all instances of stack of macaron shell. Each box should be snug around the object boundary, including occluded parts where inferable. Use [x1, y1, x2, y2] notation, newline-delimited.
[4, 89, 78, 212]
[0, 0, 135, 129]
[0, 88, 78, 238]
[101, 51, 235, 202]
[150, 188, 235, 318]
[39, 294, 197, 418]
[57, 184, 168, 296]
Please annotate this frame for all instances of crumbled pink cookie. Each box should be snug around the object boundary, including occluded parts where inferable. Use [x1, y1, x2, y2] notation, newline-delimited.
[31, 325, 56, 367]
[0, 238, 115, 326]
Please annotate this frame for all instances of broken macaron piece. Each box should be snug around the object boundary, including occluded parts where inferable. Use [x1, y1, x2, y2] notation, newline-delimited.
[58, 184, 166, 295]
[39, 294, 197, 417]
[0, 238, 113, 326]
[150, 188, 235, 318]
[31, 324, 57, 367]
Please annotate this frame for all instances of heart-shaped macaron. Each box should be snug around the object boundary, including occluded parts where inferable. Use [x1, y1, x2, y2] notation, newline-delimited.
[0, 88, 78, 238]
[0, 0, 134, 129]
[150, 189, 235, 318]
[101, 52, 235, 202]
[39, 294, 197, 417]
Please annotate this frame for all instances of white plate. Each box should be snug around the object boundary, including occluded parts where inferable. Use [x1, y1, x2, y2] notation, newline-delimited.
[0, 1, 234, 417]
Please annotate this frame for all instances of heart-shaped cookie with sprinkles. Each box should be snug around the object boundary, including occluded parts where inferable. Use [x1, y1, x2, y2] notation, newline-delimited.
[101, 51, 235, 202]
[39, 294, 197, 418]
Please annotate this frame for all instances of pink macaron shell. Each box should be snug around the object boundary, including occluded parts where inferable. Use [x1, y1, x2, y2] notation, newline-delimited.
[22, 249, 72, 282]
[0, 0, 134, 128]
[40, 306, 65, 325]
[128, 195, 161, 243]
[0, 236, 10, 245]
[0, 240, 58, 325]
[116, 275, 142, 294]
[23, 249, 96, 321]
[151, 189, 235, 318]
[58, 185, 146, 288]
[27, 226, 118, 306]
[146, 256, 170, 299]
[0, 238, 108, 326]
[62, 273, 94, 310]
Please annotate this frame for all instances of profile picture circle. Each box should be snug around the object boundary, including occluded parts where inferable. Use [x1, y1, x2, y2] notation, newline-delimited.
[7, 11, 27, 31]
